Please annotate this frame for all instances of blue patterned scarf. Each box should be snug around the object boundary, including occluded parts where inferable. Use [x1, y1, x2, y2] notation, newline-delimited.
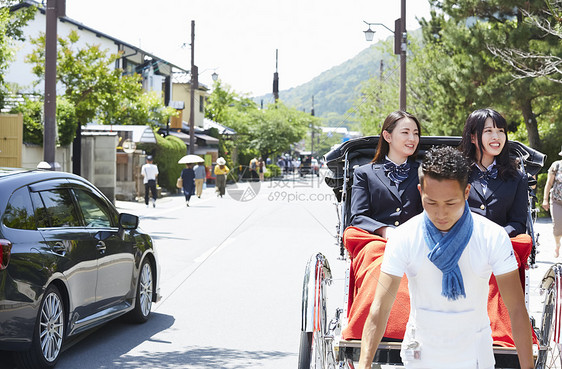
[423, 202, 473, 300]
[383, 160, 410, 184]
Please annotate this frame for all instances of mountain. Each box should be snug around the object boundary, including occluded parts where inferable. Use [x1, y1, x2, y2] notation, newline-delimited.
[253, 35, 397, 127]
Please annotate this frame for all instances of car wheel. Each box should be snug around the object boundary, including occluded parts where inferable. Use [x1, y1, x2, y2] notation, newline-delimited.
[15, 285, 65, 369]
[127, 258, 153, 323]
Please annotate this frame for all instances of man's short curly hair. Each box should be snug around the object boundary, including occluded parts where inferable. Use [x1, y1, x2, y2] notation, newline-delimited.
[419, 146, 471, 189]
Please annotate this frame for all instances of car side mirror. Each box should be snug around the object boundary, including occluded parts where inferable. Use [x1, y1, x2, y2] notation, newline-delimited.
[119, 213, 139, 230]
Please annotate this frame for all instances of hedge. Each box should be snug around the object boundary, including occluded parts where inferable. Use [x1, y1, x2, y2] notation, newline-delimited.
[140, 132, 187, 193]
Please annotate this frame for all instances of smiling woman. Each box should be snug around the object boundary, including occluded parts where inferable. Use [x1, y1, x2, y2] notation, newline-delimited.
[460, 108, 528, 238]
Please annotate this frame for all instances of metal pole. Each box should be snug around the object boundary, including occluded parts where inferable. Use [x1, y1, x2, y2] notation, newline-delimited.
[311, 96, 315, 156]
[273, 49, 279, 101]
[189, 20, 195, 154]
[399, 0, 407, 111]
[44, 0, 59, 169]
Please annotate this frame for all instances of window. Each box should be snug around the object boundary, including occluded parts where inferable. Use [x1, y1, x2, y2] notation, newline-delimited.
[199, 95, 204, 113]
[34, 189, 81, 228]
[74, 189, 114, 228]
[2, 187, 36, 230]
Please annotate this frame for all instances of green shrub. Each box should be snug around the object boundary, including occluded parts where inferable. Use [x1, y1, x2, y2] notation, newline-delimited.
[536, 172, 549, 218]
[11, 98, 43, 145]
[140, 132, 186, 193]
[11, 96, 77, 146]
[264, 164, 281, 179]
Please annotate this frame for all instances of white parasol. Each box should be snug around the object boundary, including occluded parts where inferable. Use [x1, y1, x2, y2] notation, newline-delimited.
[178, 154, 204, 164]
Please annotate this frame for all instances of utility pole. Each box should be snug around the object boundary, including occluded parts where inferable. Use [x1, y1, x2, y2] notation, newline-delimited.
[189, 20, 197, 154]
[399, 0, 407, 111]
[273, 49, 279, 102]
[45, 0, 65, 170]
[311, 96, 315, 157]
[364, 0, 406, 111]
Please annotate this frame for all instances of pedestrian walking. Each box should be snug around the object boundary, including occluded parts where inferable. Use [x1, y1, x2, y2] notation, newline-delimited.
[193, 163, 206, 198]
[181, 164, 196, 206]
[542, 145, 562, 257]
[141, 155, 158, 208]
[277, 156, 286, 174]
[357, 146, 533, 369]
[258, 157, 265, 181]
[249, 157, 259, 181]
[214, 157, 230, 198]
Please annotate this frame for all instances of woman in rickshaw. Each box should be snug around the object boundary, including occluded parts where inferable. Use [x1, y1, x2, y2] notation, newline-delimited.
[460, 108, 528, 238]
[460, 108, 534, 348]
[342, 110, 422, 340]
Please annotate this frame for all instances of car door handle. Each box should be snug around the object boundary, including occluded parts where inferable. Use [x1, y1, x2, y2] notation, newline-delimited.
[96, 241, 106, 254]
[52, 242, 66, 255]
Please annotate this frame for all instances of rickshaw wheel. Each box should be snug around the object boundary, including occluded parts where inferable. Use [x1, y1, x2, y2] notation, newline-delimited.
[297, 319, 328, 369]
[537, 279, 562, 368]
[298, 253, 332, 369]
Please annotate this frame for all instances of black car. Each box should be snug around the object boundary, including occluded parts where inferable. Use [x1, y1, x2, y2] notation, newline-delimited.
[0, 168, 160, 369]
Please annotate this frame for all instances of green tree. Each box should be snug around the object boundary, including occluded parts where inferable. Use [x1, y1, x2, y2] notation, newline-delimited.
[138, 133, 186, 192]
[247, 102, 311, 159]
[415, 0, 561, 149]
[353, 40, 401, 135]
[26, 30, 175, 140]
[10, 95, 77, 146]
[206, 81, 309, 165]
[0, 1, 35, 108]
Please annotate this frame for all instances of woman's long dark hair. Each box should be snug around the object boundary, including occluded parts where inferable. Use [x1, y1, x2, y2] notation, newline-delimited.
[372, 111, 421, 163]
[459, 108, 518, 179]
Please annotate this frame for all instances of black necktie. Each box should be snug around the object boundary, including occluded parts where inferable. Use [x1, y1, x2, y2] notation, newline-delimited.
[478, 166, 498, 187]
[383, 160, 410, 184]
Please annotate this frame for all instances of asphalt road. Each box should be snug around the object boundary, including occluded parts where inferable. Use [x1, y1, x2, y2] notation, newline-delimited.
[52, 172, 344, 369]
[4, 171, 559, 368]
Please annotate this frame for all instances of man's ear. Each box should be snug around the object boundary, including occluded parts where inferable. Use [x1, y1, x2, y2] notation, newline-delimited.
[464, 183, 471, 200]
[418, 183, 422, 195]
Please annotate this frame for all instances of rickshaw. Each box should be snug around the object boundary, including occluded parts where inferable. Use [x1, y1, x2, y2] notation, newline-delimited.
[298, 135, 562, 368]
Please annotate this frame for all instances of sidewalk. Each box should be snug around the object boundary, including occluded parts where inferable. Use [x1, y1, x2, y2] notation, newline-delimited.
[115, 184, 218, 214]
[528, 217, 558, 321]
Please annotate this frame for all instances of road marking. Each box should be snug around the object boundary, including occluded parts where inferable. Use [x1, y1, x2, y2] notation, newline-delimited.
[154, 208, 257, 310]
[194, 238, 235, 263]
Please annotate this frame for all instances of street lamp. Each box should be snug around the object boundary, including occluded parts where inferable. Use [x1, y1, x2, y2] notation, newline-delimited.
[212, 71, 218, 82]
[363, 0, 407, 111]
[363, 22, 394, 42]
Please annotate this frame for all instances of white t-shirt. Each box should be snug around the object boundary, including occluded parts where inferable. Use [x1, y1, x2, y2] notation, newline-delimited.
[141, 163, 159, 184]
[381, 212, 518, 369]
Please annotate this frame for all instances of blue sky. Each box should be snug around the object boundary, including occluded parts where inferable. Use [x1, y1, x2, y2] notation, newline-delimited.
[67, 0, 432, 97]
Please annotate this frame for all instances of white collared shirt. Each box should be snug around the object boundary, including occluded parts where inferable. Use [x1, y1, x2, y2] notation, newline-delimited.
[478, 160, 497, 195]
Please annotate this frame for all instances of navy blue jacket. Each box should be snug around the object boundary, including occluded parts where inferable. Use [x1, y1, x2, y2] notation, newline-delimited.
[181, 168, 196, 193]
[350, 161, 423, 234]
[467, 168, 528, 237]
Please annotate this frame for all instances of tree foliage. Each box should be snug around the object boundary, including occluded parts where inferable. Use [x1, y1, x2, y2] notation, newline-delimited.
[0, 1, 35, 108]
[247, 102, 312, 160]
[206, 80, 311, 165]
[419, 0, 561, 150]
[353, 0, 561, 157]
[24, 30, 176, 144]
[139, 133, 186, 193]
[488, 0, 561, 83]
[10, 95, 77, 146]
